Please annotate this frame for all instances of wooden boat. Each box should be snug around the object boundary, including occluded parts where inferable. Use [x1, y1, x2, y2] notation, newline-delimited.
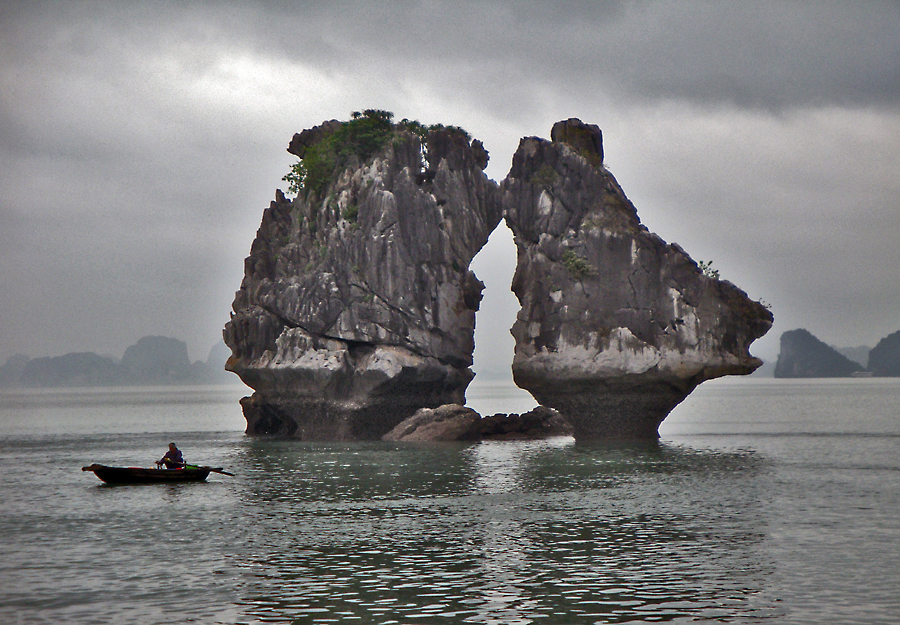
[82, 463, 215, 484]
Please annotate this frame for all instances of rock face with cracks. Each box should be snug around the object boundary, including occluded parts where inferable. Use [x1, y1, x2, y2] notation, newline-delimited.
[225, 115, 772, 440]
[224, 116, 502, 438]
[502, 118, 773, 439]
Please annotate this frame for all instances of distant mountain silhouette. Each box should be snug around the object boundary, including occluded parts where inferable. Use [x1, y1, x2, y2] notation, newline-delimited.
[774, 329, 865, 378]
[868, 330, 900, 376]
[120, 336, 193, 384]
[20, 352, 121, 387]
[0, 336, 240, 388]
[833, 345, 870, 367]
[0, 353, 29, 386]
[749, 359, 775, 377]
[204, 340, 235, 383]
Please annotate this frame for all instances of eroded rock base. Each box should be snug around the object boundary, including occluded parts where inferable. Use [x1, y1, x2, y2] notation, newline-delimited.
[241, 392, 465, 440]
[519, 378, 698, 439]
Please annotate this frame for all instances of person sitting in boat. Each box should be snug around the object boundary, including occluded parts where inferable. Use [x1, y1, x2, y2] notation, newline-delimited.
[157, 443, 184, 469]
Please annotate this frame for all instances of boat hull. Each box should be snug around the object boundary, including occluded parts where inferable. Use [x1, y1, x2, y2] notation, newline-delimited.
[82, 464, 211, 484]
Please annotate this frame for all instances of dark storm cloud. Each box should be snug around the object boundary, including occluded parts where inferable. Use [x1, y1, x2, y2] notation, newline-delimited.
[180, 0, 900, 110]
[10, 1, 894, 114]
[1, 0, 898, 369]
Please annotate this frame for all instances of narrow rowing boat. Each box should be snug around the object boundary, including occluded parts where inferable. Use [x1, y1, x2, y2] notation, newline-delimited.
[82, 463, 212, 484]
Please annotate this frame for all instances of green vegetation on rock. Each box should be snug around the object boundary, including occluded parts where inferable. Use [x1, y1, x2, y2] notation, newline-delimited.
[530, 164, 558, 189]
[698, 260, 720, 280]
[283, 111, 476, 199]
[561, 249, 592, 279]
[342, 203, 359, 223]
[284, 109, 395, 198]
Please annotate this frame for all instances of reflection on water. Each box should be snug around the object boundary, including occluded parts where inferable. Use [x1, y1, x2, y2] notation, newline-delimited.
[0, 385, 248, 436]
[230, 438, 777, 623]
[4, 381, 900, 624]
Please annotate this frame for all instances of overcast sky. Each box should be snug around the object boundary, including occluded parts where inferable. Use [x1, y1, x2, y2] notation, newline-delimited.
[2, 1, 898, 381]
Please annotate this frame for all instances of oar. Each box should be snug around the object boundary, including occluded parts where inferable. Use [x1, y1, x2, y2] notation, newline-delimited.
[192, 465, 235, 477]
[158, 460, 235, 476]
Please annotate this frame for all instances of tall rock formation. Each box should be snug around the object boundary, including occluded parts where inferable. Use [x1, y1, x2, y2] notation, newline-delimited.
[774, 329, 865, 377]
[502, 119, 773, 439]
[226, 114, 772, 440]
[224, 112, 502, 438]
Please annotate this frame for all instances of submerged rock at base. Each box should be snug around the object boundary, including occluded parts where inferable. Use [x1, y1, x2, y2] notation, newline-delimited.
[475, 405, 573, 439]
[224, 113, 502, 439]
[382, 404, 573, 441]
[502, 119, 773, 439]
[382, 404, 481, 442]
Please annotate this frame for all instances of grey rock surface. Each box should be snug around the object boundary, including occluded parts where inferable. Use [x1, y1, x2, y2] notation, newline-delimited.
[382, 404, 482, 442]
[382, 404, 573, 441]
[224, 116, 503, 438]
[502, 120, 773, 439]
[225, 115, 772, 440]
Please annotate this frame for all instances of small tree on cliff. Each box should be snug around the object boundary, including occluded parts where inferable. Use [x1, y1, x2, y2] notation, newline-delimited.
[283, 110, 396, 199]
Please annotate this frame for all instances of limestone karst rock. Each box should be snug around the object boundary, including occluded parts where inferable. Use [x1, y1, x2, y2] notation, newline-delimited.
[120, 336, 194, 384]
[502, 118, 773, 439]
[774, 329, 866, 378]
[225, 114, 772, 440]
[224, 112, 502, 438]
[866, 330, 900, 376]
[4, 336, 219, 388]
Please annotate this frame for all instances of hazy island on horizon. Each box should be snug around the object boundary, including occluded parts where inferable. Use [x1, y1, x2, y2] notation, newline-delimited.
[0, 336, 238, 388]
[772, 327, 900, 378]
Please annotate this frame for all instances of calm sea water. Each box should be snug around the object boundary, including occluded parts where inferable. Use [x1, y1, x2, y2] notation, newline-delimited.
[1, 378, 899, 624]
